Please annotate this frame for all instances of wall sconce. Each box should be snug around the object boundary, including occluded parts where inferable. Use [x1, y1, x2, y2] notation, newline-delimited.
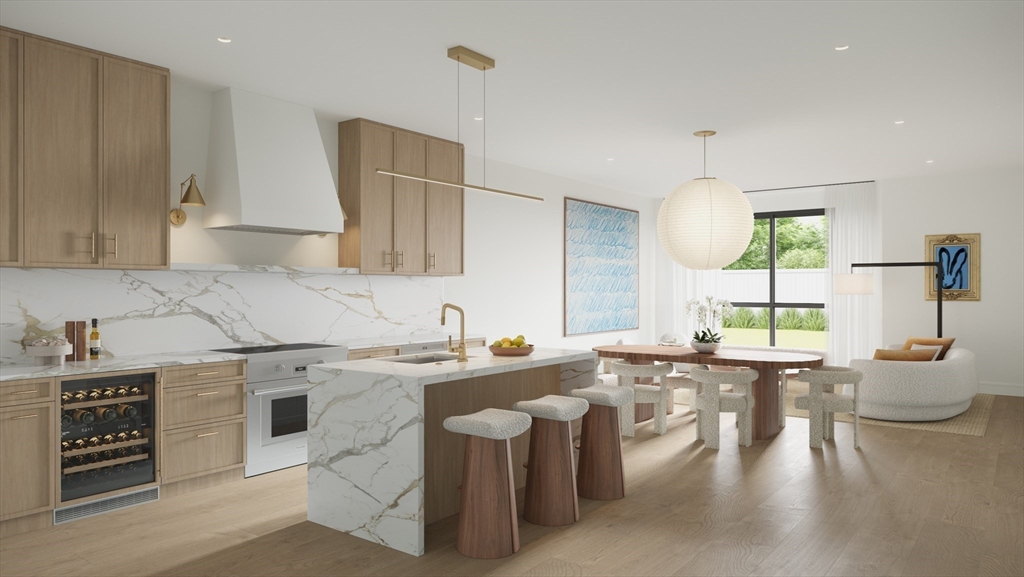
[169, 174, 206, 225]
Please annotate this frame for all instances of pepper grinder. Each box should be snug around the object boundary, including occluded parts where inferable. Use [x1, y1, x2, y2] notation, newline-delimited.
[75, 321, 86, 361]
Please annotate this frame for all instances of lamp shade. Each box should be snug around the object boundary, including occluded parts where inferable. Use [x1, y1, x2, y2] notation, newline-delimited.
[180, 175, 205, 206]
[833, 273, 874, 295]
[657, 177, 754, 270]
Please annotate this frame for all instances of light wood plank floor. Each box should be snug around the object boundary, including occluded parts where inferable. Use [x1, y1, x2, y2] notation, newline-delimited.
[2, 396, 1021, 577]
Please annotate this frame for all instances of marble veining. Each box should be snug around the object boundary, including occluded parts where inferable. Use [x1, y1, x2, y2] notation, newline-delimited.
[307, 348, 597, 556]
[1, 267, 442, 365]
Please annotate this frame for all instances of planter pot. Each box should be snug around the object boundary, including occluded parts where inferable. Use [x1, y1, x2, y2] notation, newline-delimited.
[690, 341, 722, 354]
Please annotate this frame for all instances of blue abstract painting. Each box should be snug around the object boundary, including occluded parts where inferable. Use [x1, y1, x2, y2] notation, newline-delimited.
[935, 243, 970, 290]
[564, 198, 640, 336]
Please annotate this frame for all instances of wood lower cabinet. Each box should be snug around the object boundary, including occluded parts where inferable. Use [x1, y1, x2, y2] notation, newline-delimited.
[339, 118, 464, 275]
[0, 30, 23, 266]
[1, 27, 169, 270]
[0, 402, 54, 521]
[160, 361, 246, 486]
[160, 419, 245, 484]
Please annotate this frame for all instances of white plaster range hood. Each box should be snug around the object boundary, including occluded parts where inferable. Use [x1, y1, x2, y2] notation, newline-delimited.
[204, 87, 344, 235]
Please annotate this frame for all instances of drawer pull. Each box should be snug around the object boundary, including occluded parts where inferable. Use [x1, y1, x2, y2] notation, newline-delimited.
[196, 391, 220, 397]
[195, 371, 219, 377]
[196, 431, 220, 438]
[9, 390, 38, 395]
[369, 354, 388, 358]
[10, 414, 38, 420]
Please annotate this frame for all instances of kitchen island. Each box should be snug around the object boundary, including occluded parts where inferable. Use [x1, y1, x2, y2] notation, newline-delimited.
[306, 347, 597, 556]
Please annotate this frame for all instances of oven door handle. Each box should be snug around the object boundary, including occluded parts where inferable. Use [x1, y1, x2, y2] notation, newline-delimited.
[251, 384, 309, 396]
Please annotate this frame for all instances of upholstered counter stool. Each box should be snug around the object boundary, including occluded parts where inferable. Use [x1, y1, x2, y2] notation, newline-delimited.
[690, 366, 759, 449]
[569, 384, 633, 500]
[443, 408, 532, 559]
[794, 366, 864, 449]
[611, 361, 675, 437]
[512, 395, 590, 526]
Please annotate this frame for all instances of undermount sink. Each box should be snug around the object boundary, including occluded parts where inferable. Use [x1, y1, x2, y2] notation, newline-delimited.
[384, 353, 461, 365]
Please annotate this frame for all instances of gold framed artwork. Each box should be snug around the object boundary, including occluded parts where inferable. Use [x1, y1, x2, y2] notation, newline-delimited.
[925, 233, 980, 301]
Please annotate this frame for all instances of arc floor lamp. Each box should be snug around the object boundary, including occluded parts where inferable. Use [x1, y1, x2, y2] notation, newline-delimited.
[834, 261, 944, 338]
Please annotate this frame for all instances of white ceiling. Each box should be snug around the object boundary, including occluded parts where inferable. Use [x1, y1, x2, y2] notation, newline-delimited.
[2, 1, 1021, 196]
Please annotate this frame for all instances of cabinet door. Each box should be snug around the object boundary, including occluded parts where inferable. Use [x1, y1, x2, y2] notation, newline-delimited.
[0, 31, 23, 266]
[0, 402, 54, 521]
[359, 122, 395, 274]
[426, 139, 464, 275]
[23, 38, 102, 267]
[394, 131, 427, 274]
[103, 57, 169, 269]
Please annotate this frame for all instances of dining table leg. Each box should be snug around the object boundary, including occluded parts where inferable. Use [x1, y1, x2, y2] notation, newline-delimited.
[751, 368, 782, 440]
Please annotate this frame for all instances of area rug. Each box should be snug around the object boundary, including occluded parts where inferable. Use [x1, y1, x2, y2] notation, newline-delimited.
[783, 379, 994, 437]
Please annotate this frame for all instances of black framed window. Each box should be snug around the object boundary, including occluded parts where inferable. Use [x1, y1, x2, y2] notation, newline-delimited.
[721, 209, 829, 348]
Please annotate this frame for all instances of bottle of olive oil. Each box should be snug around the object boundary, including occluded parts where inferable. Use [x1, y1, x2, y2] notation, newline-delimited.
[89, 318, 101, 360]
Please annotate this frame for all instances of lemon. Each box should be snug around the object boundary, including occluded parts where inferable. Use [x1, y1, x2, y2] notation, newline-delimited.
[512, 337, 525, 347]
[501, 337, 512, 344]
[491, 340, 503, 347]
[501, 342, 513, 348]
[516, 334, 525, 340]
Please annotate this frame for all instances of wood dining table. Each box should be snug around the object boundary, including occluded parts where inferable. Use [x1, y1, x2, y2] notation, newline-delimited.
[593, 344, 824, 440]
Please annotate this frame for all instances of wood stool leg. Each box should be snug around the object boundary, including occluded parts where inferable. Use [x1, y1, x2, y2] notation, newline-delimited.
[576, 405, 625, 501]
[457, 436, 519, 559]
[524, 418, 579, 526]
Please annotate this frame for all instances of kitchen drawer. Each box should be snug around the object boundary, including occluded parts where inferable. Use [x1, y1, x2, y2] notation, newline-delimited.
[399, 341, 447, 355]
[161, 418, 245, 484]
[0, 378, 55, 408]
[163, 380, 245, 430]
[162, 361, 245, 388]
[347, 346, 401, 361]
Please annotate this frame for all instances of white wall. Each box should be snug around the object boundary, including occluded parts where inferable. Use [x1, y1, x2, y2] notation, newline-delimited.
[878, 165, 1024, 396]
[169, 77, 341, 266]
[445, 156, 660, 350]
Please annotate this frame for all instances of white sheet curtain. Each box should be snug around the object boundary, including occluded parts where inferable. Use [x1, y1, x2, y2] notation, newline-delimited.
[826, 181, 883, 366]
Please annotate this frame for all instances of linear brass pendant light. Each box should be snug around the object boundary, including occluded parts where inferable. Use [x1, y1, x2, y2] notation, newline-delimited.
[375, 45, 543, 202]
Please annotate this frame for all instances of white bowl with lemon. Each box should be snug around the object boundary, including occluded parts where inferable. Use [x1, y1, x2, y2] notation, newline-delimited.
[489, 335, 534, 356]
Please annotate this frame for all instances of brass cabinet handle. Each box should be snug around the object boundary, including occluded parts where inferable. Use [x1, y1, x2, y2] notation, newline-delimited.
[196, 391, 220, 397]
[369, 353, 389, 358]
[429, 253, 436, 269]
[397, 251, 404, 268]
[10, 414, 38, 420]
[384, 250, 393, 269]
[107, 234, 118, 259]
[196, 431, 219, 438]
[91, 232, 96, 258]
[195, 371, 219, 376]
[9, 390, 38, 395]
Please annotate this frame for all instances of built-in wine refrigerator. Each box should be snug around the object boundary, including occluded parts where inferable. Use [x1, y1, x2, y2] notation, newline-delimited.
[59, 372, 157, 502]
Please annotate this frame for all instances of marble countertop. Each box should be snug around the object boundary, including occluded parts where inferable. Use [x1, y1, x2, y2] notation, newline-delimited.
[332, 332, 486, 351]
[311, 346, 596, 386]
[0, 350, 247, 382]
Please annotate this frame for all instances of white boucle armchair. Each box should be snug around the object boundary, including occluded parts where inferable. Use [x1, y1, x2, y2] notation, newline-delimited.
[847, 347, 978, 421]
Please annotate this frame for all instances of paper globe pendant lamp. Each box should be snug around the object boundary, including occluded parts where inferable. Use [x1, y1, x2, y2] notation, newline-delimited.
[657, 131, 754, 270]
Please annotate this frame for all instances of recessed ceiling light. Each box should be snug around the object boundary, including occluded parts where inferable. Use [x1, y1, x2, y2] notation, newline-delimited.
[926, 160, 934, 163]
[217, 37, 232, 43]
[894, 120, 905, 124]
[835, 45, 849, 51]
[474, 117, 483, 121]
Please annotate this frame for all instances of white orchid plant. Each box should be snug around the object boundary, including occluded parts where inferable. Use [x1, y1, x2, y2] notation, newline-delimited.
[685, 296, 734, 343]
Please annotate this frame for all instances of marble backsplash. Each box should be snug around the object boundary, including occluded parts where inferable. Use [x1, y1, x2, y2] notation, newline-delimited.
[0, 265, 443, 365]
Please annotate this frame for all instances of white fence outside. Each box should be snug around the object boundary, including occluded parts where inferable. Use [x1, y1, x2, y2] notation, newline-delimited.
[720, 269, 828, 304]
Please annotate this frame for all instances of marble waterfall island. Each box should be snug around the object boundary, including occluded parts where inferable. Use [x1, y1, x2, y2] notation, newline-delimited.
[307, 347, 597, 556]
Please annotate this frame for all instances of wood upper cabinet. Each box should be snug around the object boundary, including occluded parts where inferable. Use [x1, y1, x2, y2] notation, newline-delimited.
[338, 118, 464, 275]
[103, 58, 169, 269]
[426, 139, 464, 275]
[0, 27, 169, 270]
[23, 37, 103, 268]
[0, 31, 23, 266]
[0, 402, 54, 521]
